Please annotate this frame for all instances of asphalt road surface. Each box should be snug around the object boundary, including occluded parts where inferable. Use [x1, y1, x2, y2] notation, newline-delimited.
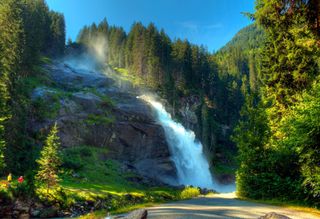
[145, 193, 320, 219]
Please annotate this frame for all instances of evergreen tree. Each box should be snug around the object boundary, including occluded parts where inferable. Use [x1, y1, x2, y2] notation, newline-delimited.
[233, 0, 320, 205]
[255, 0, 319, 108]
[0, 123, 5, 174]
[281, 80, 320, 206]
[48, 11, 65, 55]
[0, 0, 25, 174]
[35, 123, 61, 193]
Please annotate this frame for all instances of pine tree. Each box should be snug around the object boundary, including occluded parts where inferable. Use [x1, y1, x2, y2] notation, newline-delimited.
[0, 0, 25, 174]
[48, 11, 66, 55]
[0, 122, 5, 174]
[35, 123, 61, 193]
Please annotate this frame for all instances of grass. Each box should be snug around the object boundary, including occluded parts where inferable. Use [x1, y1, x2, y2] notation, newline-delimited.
[57, 145, 201, 218]
[60, 146, 132, 195]
[82, 87, 116, 108]
[113, 67, 145, 87]
[110, 202, 157, 214]
[84, 113, 115, 126]
[237, 196, 320, 217]
[60, 145, 180, 198]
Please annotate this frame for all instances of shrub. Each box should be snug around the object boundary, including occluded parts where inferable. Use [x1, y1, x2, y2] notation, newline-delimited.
[79, 147, 92, 157]
[62, 159, 84, 171]
[8, 181, 32, 199]
[180, 186, 200, 199]
[0, 189, 13, 204]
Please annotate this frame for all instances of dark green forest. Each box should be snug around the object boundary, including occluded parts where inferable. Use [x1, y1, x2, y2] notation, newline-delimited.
[0, 0, 319, 216]
[0, 0, 65, 175]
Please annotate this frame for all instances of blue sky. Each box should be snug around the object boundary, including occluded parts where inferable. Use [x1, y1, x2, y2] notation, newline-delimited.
[46, 0, 255, 52]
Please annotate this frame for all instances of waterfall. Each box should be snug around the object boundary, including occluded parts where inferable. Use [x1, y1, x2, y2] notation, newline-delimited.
[138, 95, 235, 192]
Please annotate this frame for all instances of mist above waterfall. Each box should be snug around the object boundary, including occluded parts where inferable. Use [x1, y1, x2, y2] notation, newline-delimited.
[87, 34, 109, 63]
[62, 33, 109, 72]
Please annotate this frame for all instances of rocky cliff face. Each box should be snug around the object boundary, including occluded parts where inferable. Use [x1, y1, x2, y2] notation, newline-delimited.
[30, 60, 177, 185]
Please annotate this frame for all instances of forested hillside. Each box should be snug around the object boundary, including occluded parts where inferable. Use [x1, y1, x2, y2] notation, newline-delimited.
[0, 0, 65, 175]
[76, 20, 264, 179]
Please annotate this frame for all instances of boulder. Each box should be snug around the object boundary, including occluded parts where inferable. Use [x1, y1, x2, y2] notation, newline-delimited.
[259, 212, 291, 219]
[123, 209, 147, 219]
[13, 200, 30, 213]
[199, 188, 216, 195]
[39, 207, 58, 218]
[18, 213, 30, 219]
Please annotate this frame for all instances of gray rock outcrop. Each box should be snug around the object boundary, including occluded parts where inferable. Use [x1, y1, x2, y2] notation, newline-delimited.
[30, 60, 177, 185]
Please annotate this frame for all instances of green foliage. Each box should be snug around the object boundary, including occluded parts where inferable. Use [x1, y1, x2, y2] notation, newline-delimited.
[0, 123, 5, 174]
[0, 187, 13, 204]
[57, 145, 185, 212]
[84, 113, 114, 126]
[35, 123, 62, 192]
[0, 0, 24, 175]
[281, 81, 320, 206]
[255, 0, 319, 109]
[179, 186, 200, 199]
[234, 0, 320, 208]
[0, 0, 65, 176]
[8, 180, 31, 199]
[33, 96, 60, 121]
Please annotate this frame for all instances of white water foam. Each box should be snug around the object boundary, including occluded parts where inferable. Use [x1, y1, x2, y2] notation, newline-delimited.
[138, 95, 235, 193]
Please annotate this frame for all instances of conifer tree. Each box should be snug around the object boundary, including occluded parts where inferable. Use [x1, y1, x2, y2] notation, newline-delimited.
[35, 123, 61, 193]
[0, 0, 25, 174]
[0, 123, 5, 174]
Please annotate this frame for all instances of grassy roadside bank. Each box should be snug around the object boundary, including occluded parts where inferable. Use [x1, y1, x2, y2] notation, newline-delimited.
[237, 196, 320, 217]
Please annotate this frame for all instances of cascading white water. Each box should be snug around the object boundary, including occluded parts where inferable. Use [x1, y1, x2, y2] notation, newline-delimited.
[138, 95, 227, 191]
[139, 95, 236, 192]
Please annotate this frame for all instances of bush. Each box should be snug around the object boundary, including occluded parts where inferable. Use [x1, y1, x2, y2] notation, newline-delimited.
[180, 187, 200, 199]
[79, 147, 92, 157]
[8, 181, 33, 199]
[62, 160, 83, 171]
[0, 189, 13, 204]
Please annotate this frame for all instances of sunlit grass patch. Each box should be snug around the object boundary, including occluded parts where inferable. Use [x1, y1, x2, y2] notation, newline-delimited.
[113, 67, 145, 86]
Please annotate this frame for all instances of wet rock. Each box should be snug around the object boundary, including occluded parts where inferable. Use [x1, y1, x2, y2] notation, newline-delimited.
[72, 92, 102, 111]
[123, 209, 148, 219]
[31, 87, 57, 100]
[178, 95, 201, 130]
[47, 61, 113, 89]
[19, 213, 30, 219]
[215, 174, 236, 185]
[13, 200, 30, 216]
[39, 207, 58, 218]
[30, 208, 40, 217]
[259, 212, 291, 219]
[199, 188, 216, 195]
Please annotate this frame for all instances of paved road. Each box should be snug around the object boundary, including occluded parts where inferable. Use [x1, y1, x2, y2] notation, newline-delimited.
[146, 193, 320, 219]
